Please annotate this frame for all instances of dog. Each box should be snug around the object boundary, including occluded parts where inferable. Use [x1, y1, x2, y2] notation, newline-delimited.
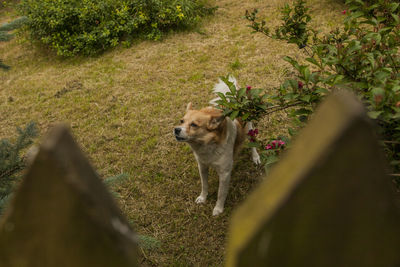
[174, 76, 260, 216]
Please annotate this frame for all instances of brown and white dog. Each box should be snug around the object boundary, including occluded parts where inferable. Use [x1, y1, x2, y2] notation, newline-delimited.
[174, 77, 260, 216]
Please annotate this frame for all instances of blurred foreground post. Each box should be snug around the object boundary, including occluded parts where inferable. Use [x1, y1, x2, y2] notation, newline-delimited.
[0, 125, 137, 267]
[227, 92, 400, 267]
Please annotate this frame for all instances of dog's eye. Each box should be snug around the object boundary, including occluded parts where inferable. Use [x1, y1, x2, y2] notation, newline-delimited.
[190, 122, 198, 127]
[180, 119, 184, 124]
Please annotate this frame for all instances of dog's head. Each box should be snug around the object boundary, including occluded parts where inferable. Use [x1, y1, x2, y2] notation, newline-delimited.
[174, 103, 226, 144]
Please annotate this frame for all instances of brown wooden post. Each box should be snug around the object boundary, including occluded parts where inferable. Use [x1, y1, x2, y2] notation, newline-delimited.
[0, 125, 138, 267]
[226, 92, 400, 267]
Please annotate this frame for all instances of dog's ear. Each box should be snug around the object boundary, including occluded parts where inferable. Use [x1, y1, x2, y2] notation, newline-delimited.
[208, 115, 225, 130]
[186, 102, 193, 111]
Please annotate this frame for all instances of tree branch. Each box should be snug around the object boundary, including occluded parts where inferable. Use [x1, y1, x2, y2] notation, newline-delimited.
[265, 101, 304, 115]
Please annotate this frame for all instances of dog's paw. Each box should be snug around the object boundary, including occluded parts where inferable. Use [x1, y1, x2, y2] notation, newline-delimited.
[252, 153, 261, 165]
[212, 206, 224, 216]
[195, 195, 207, 204]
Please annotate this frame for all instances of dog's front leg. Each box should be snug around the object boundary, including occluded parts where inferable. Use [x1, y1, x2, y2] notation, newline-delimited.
[195, 162, 209, 204]
[247, 122, 261, 165]
[213, 168, 232, 216]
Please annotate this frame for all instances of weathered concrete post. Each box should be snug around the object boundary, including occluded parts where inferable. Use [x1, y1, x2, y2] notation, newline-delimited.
[0, 125, 138, 267]
[226, 92, 400, 267]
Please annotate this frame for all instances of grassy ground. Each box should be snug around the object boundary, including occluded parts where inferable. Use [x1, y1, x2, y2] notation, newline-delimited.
[0, 0, 345, 265]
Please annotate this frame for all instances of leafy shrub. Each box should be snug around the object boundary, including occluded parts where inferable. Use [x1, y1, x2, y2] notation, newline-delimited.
[18, 0, 215, 56]
[218, 0, 400, 178]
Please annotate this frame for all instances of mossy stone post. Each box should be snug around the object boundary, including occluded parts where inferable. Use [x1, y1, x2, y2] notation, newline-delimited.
[0, 125, 138, 267]
[226, 92, 400, 267]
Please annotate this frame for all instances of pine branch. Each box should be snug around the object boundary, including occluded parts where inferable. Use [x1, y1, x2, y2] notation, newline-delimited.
[138, 235, 161, 250]
[0, 60, 10, 70]
[0, 122, 38, 202]
[0, 31, 13, 42]
[104, 173, 129, 187]
[0, 16, 28, 32]
[0, 17, 28, 71]
[0, 193, 13, 214]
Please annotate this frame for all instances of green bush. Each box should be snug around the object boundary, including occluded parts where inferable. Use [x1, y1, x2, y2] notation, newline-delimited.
[218, 0, 400, 178]
[18, 0, 215, 56]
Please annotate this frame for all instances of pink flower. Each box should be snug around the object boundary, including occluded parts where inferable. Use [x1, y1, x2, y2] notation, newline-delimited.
[246, 86, 252, 94]
[265, 145, 272, 150]
[248, 129, 259, 137]
[271, 140, 278, 148]
[278, 140, 285, 147]
[342, 10, 347, 15]
[298, 81, 304, 89]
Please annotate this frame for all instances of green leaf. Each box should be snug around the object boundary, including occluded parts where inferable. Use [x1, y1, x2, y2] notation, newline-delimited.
[242, 112, 250, 121]
[392, 14, 399, 24]
[237, 88, 246, 98]
[392, 85, 400, 92]
[300, 66, 310, 83]
[249, 88, 263, 97]
[367, 111, 383, 119]
[379, 27, 392, 35]
[283, 93, 295, 101]
[390, 3, 399, 12]
[216, 92, 227, 102]
[392, 112, 400, 119]
[315, 87, 329, 94]
[347, 40, 362, 54]
[292, 108, 312, 116]
[230, 110, 239, 120]
[283, 56, 300, 70]
[350, 11, 364, 20]
[256, 104, 267, 110]
[223, 109, 232, 116]
[332, 75, 345, 85]
[367, 4, 380, 11]
[305, 57, 320, 68]
[371, 32, 382, 44]
[287, 79, 297, 90]
[374, 71, 390, 81]
[301, 95, 311, 103]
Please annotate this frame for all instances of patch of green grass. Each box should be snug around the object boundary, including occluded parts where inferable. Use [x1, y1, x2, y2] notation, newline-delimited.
[229, 58, 243, 70]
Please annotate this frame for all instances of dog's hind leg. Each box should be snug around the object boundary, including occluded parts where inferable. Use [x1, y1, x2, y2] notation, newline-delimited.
[195, 162, 209, 204]
[247, 122, 261, 165]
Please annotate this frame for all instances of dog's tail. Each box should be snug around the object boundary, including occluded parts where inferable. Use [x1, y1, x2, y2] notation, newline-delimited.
[209, 76, 239, 106]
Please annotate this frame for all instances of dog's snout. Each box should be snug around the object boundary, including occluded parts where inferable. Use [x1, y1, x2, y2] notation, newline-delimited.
[174, 127, 181, 135]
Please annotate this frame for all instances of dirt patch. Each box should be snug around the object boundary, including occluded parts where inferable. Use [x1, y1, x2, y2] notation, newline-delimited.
[54, 80, 83, 98]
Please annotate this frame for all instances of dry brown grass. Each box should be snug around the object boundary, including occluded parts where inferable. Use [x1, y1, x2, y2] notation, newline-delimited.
[0, 0, 345, 265]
